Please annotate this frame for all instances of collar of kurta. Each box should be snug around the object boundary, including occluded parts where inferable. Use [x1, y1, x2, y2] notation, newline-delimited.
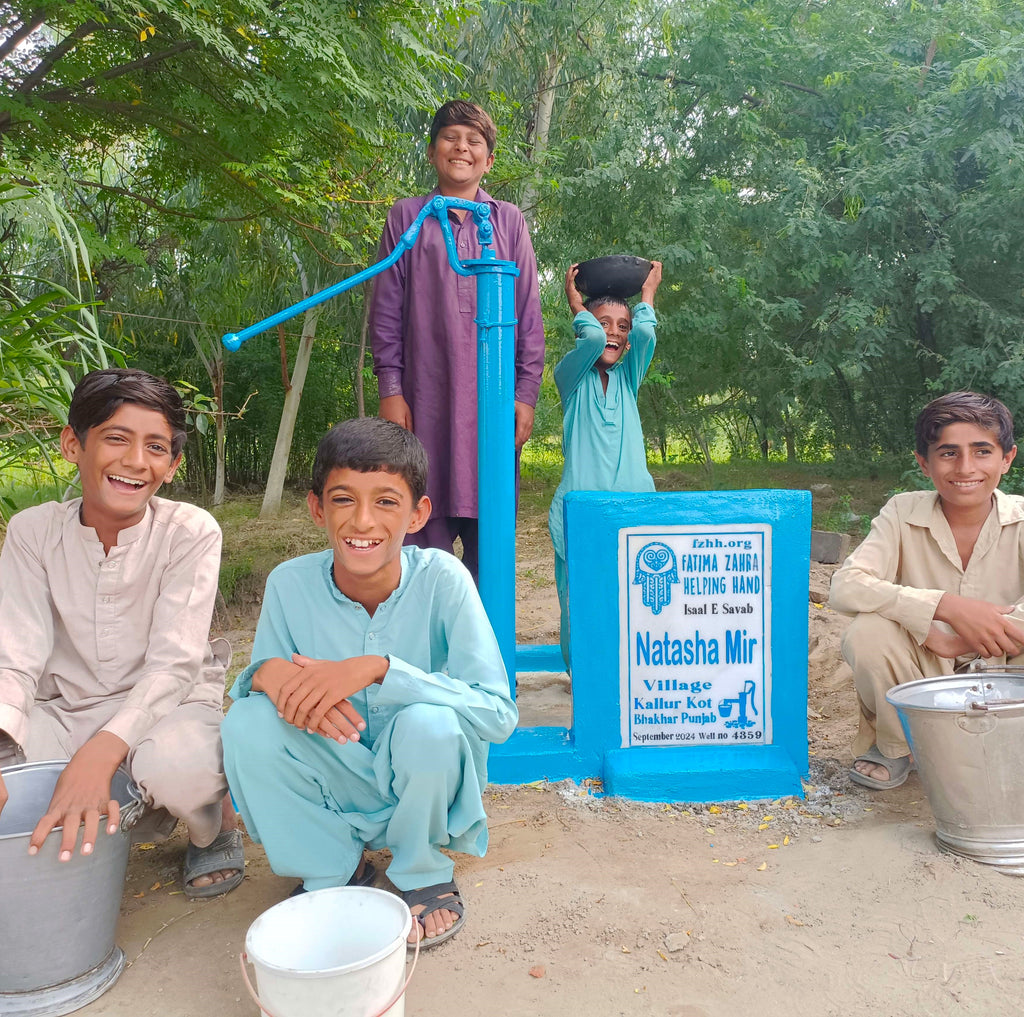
[319, 546, 420, 614]
[906, 487, 1024, 530]
[72, 497, 155, 547]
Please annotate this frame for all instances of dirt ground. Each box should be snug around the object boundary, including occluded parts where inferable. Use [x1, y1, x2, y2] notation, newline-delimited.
[74, 541, 1024, 1017]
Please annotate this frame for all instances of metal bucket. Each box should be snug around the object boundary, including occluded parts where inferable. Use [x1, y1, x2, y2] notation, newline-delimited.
[0, 760, 143, 1016]
[887, 666, 1024, 874]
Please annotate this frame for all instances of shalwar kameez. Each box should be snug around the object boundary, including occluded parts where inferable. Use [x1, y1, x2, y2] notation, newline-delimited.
[222, 546, 516, 892]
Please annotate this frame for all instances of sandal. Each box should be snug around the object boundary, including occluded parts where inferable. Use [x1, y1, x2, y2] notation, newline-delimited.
[183, 828, 245, 899]
[401, 879, 465, 950]
[849, 746, 915, 790]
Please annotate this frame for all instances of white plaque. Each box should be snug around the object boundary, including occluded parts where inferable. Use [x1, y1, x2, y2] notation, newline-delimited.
[619, 525, 772, 748]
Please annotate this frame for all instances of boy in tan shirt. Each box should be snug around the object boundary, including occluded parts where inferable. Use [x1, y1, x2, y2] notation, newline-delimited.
[0, 369, 242, 896]
[830, 392, 1024, 789]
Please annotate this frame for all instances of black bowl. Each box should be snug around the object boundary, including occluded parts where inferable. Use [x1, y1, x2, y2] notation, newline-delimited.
[574, 255, 653, 300]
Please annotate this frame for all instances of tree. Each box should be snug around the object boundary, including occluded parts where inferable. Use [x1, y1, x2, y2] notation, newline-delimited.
[0, 169, 116, 515]
[0, 0, 467, 495]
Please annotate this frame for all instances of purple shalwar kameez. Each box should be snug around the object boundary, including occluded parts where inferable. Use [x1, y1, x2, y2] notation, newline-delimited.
[368, 189, 545, 562]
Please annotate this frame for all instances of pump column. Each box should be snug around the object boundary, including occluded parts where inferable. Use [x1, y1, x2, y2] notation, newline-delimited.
[467, 248, 519, 686]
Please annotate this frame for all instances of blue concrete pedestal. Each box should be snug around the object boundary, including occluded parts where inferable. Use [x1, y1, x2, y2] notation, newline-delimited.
[490, 488, 811, 802]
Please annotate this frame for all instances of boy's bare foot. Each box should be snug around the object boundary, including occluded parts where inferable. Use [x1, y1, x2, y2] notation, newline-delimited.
[849, 747, 914, 790]
[401, 881, 465, 947]
[185, 794, 243, 894]
[854, 758, 893, 782]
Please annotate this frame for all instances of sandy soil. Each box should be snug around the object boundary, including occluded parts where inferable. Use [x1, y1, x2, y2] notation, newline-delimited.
[71, 552, 1024, 1017]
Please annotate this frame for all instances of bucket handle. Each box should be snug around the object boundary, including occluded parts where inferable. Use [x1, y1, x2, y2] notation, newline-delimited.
[968, 698, 1024, 716]
[119, 785, 147, 834]
[239, 934, 420, 1017]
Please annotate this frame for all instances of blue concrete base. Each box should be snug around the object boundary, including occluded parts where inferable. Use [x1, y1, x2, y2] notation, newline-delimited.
[490, 731, 806, 803]
[493, 492, 811, 804]
[515, 643, 564, 673]
[488, 726, 594, 785]
[602, 744, 804, 803]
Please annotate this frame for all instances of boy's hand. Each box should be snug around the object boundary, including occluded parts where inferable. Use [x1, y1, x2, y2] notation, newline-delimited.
[282, 654, 388, 734]
[0, 772, 7, 818]
[514, 401, 535, 449]
[28, 731, 127, 862]
[314, 702, 369, 743]
[564, 264, 585, 314]
[255, 657, 371, 741]
[379, 395, 413, 431]
[934, 593, 1024, 658]
[640, 260, 663, 306]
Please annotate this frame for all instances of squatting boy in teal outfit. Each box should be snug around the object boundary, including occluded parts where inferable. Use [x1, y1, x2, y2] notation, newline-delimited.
[222, 418, 517, 948]
[549, 261, 663, 669]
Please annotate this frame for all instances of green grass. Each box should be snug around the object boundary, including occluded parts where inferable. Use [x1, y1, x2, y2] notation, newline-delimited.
[518, 456, 899, 540]
[211, 492, 330, 609]
[0, 464, 78, 521]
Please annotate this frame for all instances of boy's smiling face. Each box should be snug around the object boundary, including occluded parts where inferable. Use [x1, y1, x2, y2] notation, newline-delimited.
[915, 421, 1016, 512]
[427, 124, 494, 197]
[60, 403, 181, 538]
[308, 467, 431, 603]
[591, 302, 632, 367]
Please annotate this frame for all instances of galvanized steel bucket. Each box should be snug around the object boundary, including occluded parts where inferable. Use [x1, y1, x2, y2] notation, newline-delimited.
[887, 665, 1024, 875]
[0, 760, 144, 1016]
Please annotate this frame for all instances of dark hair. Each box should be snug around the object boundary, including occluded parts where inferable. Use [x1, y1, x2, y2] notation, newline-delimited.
[68, 368, 187, 457]
[584, 294, 631, 318]
[312, 418, 428, 501]
[429, 100, 497, 155]
[915, 391, 1015, 456]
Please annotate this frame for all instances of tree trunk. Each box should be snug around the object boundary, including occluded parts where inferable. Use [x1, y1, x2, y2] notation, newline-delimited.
[355, 282, 370, 417]
[212, 350, 226, 505]
[782, 408, 797, 463]
[260, 306, 320, 517]
[520, 50, 561, 226]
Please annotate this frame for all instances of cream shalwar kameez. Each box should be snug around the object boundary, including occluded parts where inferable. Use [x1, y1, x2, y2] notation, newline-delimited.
[828, 488, 1024, 759]
[0, 498, 229, 845]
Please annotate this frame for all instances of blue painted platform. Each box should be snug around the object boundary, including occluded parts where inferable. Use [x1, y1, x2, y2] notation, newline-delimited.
[490, 489, 811, 803]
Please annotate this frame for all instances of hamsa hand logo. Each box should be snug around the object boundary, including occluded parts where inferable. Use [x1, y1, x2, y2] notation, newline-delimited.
[633, 541, 678, 615]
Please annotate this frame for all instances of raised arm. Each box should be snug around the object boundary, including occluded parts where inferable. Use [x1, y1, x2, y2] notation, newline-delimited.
[552, 265, 605, 399]
[640, 260, 662, 307]
[620, 302, 658, 393]
[620, 260, 662, 389]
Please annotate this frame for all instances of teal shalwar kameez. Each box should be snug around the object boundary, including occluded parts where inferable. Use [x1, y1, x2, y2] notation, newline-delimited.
[548, 304, 657, 666]
[222, 546, 516, 892]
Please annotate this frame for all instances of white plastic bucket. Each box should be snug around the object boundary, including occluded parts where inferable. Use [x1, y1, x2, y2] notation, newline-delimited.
[242, 886, 414, 1017]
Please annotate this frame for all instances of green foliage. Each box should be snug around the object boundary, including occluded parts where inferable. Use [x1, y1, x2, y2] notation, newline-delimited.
[0, 169, 119, 517]
[5, 0, 1024, 490]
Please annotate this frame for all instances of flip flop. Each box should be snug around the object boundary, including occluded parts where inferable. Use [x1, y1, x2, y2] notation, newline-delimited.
[401, 879, 465, 950]
[183, 828, 245, 899]
[289, 857, 377, 897]
[849, 745, 915, 790]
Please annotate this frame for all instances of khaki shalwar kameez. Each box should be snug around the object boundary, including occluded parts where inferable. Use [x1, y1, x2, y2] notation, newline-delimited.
[829, 488, 1024, 759]
[0, 498, 229, 846]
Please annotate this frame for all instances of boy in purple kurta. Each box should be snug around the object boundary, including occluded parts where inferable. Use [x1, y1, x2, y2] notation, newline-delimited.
[368, 100, 545, 580]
